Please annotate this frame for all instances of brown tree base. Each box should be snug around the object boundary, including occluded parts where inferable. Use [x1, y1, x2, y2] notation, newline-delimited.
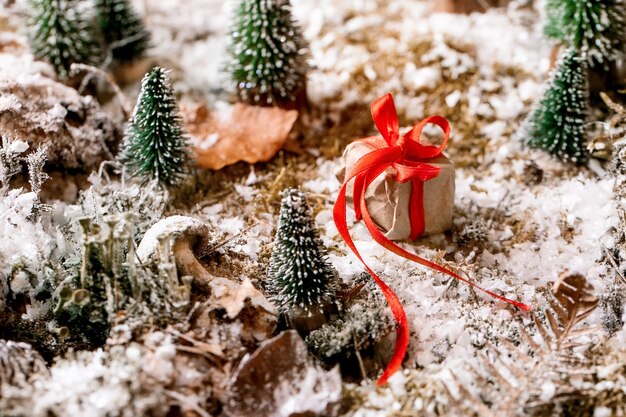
[285, 302, 337, 334]
[549, 45, 626, 104]
[236, 83, 310, 113]
[431, 0, 509, 14]
[111, 58, 154, 87]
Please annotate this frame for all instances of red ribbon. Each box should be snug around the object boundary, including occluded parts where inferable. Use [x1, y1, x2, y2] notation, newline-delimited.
[333, 94, 530, 386]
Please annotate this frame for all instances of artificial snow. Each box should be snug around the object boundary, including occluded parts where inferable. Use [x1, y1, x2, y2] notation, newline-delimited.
[1, 0, 625, 415]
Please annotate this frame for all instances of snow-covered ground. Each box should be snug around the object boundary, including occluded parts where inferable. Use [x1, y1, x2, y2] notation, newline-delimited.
[139, 0, 620, 366]
[2, 0, 625, 415]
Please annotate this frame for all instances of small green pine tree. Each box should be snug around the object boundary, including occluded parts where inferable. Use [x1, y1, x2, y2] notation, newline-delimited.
[95, 0, 150, 62]
[526, 48, 588, 164]
[229, 0, 308, 107]
[268, 188, 336, 316]
[545, 0, 626, 67]
[120, 67, 190, 187]
[28, 0, 102, 79]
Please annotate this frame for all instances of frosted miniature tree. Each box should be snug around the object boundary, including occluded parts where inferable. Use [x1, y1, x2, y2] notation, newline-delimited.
[229, 0, 308, 107]
[268, 188, 336, 331]
[28, 0, 102, 79]
[120, 67, 190, 187]
[526, 49, 588, 164]
[545, 0, 626, 67]
[94, 0, 150, 62]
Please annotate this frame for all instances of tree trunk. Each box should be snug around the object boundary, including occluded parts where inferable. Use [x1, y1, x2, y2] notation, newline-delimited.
[432, 0, 508, 14]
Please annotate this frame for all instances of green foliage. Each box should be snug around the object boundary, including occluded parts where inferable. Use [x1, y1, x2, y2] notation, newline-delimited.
[544, 0, 626, 67]
[229, 0, 308, 106]
[268, 188, 336, 314]
[526, 48, 588, 164]
[28, 0, 102, 79]
[95, 0, 150, 62]
[120, 67, 190, 187]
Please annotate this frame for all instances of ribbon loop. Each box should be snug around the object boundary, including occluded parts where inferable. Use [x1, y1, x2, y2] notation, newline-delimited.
[403, 115, 451, 160]
[334, 94, 530, 386]
[371, 94, 400, 146]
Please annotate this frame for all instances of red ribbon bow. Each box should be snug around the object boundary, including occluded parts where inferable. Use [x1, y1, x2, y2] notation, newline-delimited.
[333, 93, 530, 386]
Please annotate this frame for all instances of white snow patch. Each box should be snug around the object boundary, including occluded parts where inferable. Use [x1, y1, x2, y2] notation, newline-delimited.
[218, 217, 244, 236]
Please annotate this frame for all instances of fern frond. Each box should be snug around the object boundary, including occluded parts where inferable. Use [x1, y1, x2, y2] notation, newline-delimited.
[447, 272, 603, 416]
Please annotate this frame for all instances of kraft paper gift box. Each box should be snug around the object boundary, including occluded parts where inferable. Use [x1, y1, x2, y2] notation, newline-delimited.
[336, 137, 455, 241]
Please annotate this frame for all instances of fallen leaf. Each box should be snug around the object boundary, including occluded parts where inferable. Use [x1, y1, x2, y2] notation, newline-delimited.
[182, 103, 298, 170]
[210, 277, 276, 319]
[225, 330, 342, 417]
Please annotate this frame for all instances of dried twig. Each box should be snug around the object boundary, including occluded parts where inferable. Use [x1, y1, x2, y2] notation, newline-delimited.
[203, 224, 257, 258]
[602, 243, 626, 285]
[164, 389, 213, 417]
[353, 331, 368, 381]
[70, 63, 132, 120]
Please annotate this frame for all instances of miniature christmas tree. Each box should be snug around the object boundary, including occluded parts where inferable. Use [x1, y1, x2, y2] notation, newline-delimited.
[120, 67, 190, 187]
[526, 48, 588, 164]
[229, 0, 308, 107]
[94, 0, 150, 62]
[268, 188, 336, 331]
[28, 0, 102, 78]
[545, 0, 626, 67]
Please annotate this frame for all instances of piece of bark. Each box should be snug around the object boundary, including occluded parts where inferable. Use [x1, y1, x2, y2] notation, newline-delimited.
[432, 0, 508, 14]
[0, 76, 120, 172]
[225, 330, 341, 417]
[182, 103, 298, 170]
[336, 136, 455, 241]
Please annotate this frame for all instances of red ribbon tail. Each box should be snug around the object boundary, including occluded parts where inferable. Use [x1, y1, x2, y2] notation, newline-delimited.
[334, 163, 410, 386]
[359, 197, 531, 312]
[370, 273, 409, 385]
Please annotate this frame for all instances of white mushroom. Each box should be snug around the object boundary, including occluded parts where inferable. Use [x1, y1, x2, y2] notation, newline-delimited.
[137, 215, 213, 291]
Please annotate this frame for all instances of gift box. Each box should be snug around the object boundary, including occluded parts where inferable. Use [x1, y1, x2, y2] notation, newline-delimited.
[336, 136, 455, 241]
[333, 94, 528, 386]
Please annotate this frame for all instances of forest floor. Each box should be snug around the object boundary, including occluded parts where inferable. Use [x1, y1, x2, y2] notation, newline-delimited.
[1, 0, 626, 416]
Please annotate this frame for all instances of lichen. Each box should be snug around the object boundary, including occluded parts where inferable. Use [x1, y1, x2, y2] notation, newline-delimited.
[54, 214, 192, 347]
[306, 299, 393, 360]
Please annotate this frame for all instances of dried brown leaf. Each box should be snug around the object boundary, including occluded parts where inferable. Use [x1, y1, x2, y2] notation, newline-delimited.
[183, 103, 298, 170]
[225, 330, 341, 417]
[551, 272, 599, 349]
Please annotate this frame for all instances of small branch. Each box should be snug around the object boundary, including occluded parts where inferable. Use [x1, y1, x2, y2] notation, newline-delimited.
[353, 331, 368, 381]
[487, 190, 510, 227]
[70, 63, 132, 120]
[602, 243, 626, 285]
[203, 224, 257, 257]
[164, 390, 213, 417]
[600, 92, 624, 115]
